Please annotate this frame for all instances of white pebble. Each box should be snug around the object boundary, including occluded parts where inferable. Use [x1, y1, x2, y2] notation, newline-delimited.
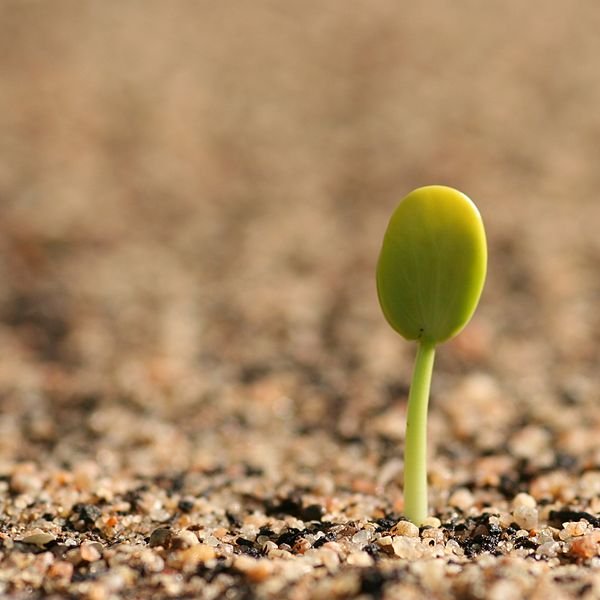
[351, 529, 371, 546]
[511, 493, 536, 509]
[445, 540, 464, 556]
[513, 506, 538, 530]
[320, 548, 339, 570]
[392, 536, 422, 559]
[537, 528, 555, 544]
[536, 541, 559, 557]
[22, 532, 56, 546]
[422, 516, 442, 529]
[176, 530, 199, 548]
[449, 488, 474, 511]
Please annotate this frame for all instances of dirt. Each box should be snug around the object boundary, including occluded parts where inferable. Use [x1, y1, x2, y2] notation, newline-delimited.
[0, 2, 599, 598]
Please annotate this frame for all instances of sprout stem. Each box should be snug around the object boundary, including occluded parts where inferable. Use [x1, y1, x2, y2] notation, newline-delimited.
[403, 339, 436, 525]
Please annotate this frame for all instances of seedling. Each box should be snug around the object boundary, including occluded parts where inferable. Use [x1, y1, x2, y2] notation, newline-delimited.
[376, 185, 487, 525]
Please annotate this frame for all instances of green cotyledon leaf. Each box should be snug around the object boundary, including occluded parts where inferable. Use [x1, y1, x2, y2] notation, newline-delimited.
[376, 185, 487, 344]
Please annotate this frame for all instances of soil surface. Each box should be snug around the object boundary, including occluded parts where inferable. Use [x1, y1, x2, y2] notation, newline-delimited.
[1, 2, 600, 598]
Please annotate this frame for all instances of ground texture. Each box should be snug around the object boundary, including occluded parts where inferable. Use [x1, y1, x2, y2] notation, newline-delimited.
[1, 2, 600, 598]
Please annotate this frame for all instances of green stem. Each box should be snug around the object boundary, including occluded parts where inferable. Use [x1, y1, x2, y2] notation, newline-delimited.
[403, 340, 436, 525]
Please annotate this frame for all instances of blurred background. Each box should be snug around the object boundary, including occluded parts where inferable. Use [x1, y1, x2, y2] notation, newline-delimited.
[0, 1, 599, 497]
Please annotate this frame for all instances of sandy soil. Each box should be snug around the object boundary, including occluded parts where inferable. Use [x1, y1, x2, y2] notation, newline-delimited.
[1, 2, 600, 598]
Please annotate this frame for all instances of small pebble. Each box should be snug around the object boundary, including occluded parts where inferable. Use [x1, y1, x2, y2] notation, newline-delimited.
[176, 544, 216, 570]
[422, 527, 444, 545]
[422, 517, 442, 529]
[149, 527, 172, 548]
[569, 531, 600, 559]
[320, 548, 340, 570]
[559, 521, 588, 540]
[392, 536, 422, 559]
[177, 498, 195, 513]
[292, 538, 311, 554]
[234, 556, 273, 582]
[509, 425, 550, 459]
[512, 493, 536, 509]
[351, 529, 371, 546]
[536, 541, 559, 558]
[516, 529, 529, 538]
[263, 540, 278, 553]
[47, 560, 74, 581]
[445, 540, 464, 556]
[302, 504, 325, 522]
[513, 506, 538, 530]
[449, 488, 474, 511]
[22, 531, 56, 546]
[172, 529, 199, 549]
[391, 520, 420, 538]
[80, 541, 103, 562]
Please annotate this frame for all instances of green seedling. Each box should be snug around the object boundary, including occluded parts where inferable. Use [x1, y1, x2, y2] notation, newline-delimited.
[376, 185, 487, 525]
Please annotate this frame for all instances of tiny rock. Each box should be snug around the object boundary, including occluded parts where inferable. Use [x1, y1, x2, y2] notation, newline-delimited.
[512, 493, 536, 509]
[234, 556, 273, 582]
[320, 547, 340, 571]
[149, 527, 173, 548]
[22, 531, 56, 546]
[391, 520, 420, 538]
[422, 517, 442, 529]
[80, 541, 102, 562]
[509, 425, 550, 460]
[559, 521, 588, 540]
[513, 506, 538, 530]
[351, 529, 371, 546]
[449, 488, 474, 512]
[569, 531, 600, 559]
[171, 529, 199, 549]
[177, 544, 216, 569]
[392, 536, 422, 559]
[47, 560, 74, 581]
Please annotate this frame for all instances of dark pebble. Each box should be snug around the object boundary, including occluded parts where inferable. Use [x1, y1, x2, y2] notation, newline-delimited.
[359, 567, 388, 598]
[72, 503, 102, 523]
[513, 537, 538, 550]
[548, 509, 600, 528]
[302, 504, 325, 522]
[149, 527, 172, 548]
[48, 543, 71, 559]
[178, 499, 195, 513]
[266, 496, 303, 518]
[277, 528, 305, 547]
[375, 518, 397, 532]
[364, 543, 381, 560]
[70, 503, 102, 528]
[266, 495, 323, 522]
